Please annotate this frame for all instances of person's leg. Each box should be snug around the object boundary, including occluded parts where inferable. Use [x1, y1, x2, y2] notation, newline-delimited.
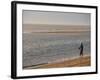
[80, 50, 82, 56]
[81, 50, 83, 56]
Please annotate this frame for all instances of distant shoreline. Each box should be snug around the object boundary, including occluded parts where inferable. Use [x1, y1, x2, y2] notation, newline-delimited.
[24, 55, 90, 69]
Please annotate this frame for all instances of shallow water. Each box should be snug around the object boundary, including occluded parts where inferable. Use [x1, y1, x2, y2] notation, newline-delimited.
[23, 32, 90, 68]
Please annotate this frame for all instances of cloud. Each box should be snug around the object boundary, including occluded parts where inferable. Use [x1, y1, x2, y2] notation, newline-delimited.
[23, 10, 90, 26]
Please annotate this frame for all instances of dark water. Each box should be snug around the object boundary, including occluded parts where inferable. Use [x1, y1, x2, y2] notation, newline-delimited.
[23, 32, 90, 68]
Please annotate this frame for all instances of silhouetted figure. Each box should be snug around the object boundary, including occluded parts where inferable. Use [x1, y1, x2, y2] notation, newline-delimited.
[79, 42, 84, 56]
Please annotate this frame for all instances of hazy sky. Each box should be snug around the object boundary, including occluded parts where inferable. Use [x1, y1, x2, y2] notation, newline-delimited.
[23, 10, 90, 26]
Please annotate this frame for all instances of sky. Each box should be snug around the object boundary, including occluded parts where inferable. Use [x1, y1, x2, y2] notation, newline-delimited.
[23, 10, 90, 26]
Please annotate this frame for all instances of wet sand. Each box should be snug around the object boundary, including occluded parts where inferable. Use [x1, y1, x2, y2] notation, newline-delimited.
[24, 55, 90, 69]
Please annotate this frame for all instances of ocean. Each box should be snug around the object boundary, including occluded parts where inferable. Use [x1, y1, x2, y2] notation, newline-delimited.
[22, 30, 90, 68]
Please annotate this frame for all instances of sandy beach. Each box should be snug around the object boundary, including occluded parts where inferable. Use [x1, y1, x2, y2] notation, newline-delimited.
[24, 55, 90, 69]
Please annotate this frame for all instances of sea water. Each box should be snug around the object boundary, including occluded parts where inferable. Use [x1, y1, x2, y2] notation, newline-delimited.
[23, 31, 90, 68]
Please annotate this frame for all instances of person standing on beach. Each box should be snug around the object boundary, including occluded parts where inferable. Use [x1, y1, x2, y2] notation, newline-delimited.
[79, 42, 84, 56]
